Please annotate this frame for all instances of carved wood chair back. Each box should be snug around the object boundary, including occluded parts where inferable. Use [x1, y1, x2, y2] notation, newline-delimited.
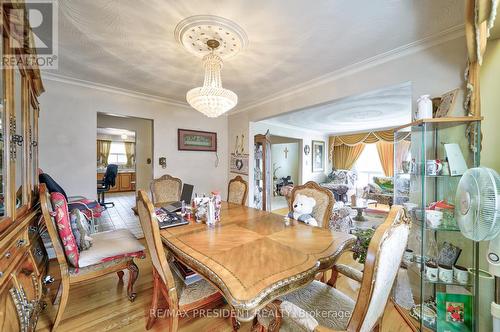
[150, 174, 182, 205]
[348, 206, 411, 331]
[289, 181, 335, 229]
[136, 190, 179, 301]
[227, 175, 248, 205]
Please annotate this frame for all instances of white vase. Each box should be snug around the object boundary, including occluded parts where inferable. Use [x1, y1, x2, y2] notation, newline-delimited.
[415, 95, 433, 120]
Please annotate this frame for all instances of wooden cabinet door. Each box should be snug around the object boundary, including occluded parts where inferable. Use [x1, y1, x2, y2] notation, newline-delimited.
[119, 173, 132, 191]
[0, 252, 41, 332]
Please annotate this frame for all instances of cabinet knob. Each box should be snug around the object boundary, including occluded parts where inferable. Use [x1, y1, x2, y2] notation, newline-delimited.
[16, 239, 26, 247]
[35, 248, 43, 257]
[28, 226, 38, 233]
[5, 251, 11, 258]
[0, 271, 3, 278]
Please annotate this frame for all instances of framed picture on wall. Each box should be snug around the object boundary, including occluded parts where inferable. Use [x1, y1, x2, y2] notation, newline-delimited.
[178, 129, 217, 152]
[312, 140, 325, 172]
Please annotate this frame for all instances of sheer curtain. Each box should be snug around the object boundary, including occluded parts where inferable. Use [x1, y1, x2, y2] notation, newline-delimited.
[124, 142, 135, 167]
[97, 140, 111, 166]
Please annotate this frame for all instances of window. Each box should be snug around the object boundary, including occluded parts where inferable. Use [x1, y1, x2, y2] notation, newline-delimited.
[107, 142, 127, 165]
[353, 144, 385, 189]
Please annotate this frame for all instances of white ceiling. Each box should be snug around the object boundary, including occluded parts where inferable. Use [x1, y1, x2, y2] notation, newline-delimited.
[262, 82, 412, 135]
[46, 0, 464, 110]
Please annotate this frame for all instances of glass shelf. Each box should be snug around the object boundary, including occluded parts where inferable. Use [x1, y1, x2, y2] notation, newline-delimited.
[407, 264, 473, 287]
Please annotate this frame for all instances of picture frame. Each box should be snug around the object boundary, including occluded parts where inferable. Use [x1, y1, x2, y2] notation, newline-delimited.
[436, 292, 472, 332]
[312, 140, 325, 172]
[178, 129, 217, 152]
[230, 153, 249, 175]
[435, 89, 459, 118]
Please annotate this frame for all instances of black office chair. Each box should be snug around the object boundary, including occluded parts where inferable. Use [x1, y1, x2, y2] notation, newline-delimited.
[97, 164, 118, 208]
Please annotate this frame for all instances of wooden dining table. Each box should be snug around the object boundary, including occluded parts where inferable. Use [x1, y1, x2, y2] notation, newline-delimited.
[160, 202, 356, 323]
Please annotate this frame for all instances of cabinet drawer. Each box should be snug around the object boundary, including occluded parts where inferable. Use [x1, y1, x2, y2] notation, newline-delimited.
[0, 234, 28, 276]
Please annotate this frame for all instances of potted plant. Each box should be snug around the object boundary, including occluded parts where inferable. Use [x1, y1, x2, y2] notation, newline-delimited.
[352, 228, 375, 264]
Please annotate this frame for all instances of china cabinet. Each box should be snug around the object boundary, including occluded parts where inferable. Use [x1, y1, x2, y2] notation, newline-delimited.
[253, 133, 271, 211]
[0, 1, 47, 331]
[393, 117, 483, 332]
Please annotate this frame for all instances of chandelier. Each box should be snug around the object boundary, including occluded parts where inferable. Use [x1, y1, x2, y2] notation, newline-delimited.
[186, 39, 238, 118]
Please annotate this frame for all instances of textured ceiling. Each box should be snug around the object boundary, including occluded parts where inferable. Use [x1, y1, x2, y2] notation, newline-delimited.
[47, 0, 464, 110]
[262, 82, 412, 135]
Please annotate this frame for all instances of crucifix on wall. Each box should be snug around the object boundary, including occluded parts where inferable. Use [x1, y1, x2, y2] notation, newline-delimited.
[284, 147, 289, 159]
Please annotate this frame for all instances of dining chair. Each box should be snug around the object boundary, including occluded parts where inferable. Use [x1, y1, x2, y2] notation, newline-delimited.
[39, 184, 145, 331]
[289, 181, 335, 229]
[136, 190, 225, 330]
[227, 175, 248, 205]
[254, 206, 411, 332]
[150, 174, 182, 206]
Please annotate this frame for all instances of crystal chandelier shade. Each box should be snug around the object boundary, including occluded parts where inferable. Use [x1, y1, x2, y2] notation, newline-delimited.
[186, 51, 237, 118]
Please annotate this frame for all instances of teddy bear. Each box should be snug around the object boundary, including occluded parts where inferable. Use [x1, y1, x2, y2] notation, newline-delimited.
[287, 193, 318, 227]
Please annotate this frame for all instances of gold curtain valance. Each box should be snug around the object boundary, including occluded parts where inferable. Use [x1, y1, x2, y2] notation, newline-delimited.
[328, 129, 410, 161]
[329, 130, 410, 147]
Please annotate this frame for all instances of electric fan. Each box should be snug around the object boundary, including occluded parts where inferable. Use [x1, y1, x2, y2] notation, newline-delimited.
[455, 167, 500, 331]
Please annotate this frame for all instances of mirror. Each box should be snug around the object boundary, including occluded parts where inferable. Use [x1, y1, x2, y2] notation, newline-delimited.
[13, 69, 23, 211]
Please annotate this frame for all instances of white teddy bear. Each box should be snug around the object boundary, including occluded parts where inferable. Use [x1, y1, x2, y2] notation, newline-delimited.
[287, 194, 318, 227]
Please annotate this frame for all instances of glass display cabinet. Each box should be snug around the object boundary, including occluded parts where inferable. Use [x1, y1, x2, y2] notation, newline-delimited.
[393, 117, 484, 332]
[254, 133, 271, 211]
[0, 2, 48, 330]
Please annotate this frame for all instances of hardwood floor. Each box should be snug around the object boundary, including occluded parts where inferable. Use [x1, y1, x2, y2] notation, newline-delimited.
[37, 247, 411, 332]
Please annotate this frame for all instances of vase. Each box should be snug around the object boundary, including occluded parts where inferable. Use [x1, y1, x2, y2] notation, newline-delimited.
[415, 95, 433, 120]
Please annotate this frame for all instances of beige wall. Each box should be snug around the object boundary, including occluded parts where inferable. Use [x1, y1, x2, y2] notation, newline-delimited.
[39, 79, 228, 200]
[480, 38, 500, 172]
[97, 114, 153, 193]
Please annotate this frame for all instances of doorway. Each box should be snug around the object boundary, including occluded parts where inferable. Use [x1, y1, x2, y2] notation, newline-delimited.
[96, 113, 153, 195]
[270, 135, 301, 212]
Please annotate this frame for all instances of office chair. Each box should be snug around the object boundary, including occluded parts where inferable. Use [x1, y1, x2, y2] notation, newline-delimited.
[97, 164, 118, 208]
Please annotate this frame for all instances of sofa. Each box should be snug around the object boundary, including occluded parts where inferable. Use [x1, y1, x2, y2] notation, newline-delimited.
[363, 176, 394, 207]
[320, 169, 357, 202]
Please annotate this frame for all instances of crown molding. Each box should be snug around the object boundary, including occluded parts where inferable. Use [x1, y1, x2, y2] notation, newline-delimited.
[41, 71, 191, 108]
[230, 24, 465, 115]
[258, 119, 327, 136]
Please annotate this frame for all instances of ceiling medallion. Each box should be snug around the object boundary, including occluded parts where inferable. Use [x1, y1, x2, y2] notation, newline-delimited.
[178, 16, 246, 117]
[174, 15, 248, 60]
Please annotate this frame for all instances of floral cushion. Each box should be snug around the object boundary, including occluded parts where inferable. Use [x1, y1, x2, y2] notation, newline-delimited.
[51, 192, 79, 267]
[69, 208, 93, 251]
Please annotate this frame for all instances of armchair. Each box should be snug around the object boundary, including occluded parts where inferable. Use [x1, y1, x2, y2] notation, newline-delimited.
[321, 169, 357, 202]
[363, 176, 394, 207]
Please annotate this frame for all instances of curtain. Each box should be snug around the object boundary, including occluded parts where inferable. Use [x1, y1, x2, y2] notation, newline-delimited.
[124, 142, 135, 167]
[395, 140, 411, 172]
[332, 144, 365, 170]
[97, 140, 111, 166]
[328, 129, 411, 161]
[376, 141, 394, 177]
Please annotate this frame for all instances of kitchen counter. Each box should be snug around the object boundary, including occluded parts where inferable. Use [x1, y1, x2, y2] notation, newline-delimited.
[97, 170, 136, 192]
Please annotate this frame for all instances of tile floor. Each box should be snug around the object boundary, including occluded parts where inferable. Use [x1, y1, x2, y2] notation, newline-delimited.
[97, 192, 143, 238]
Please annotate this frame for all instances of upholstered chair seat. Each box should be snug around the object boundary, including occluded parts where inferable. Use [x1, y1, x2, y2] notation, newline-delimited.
[77, 229, 145, 267]
[169, 262, 220, 306]
[280, 280, 354, 331]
